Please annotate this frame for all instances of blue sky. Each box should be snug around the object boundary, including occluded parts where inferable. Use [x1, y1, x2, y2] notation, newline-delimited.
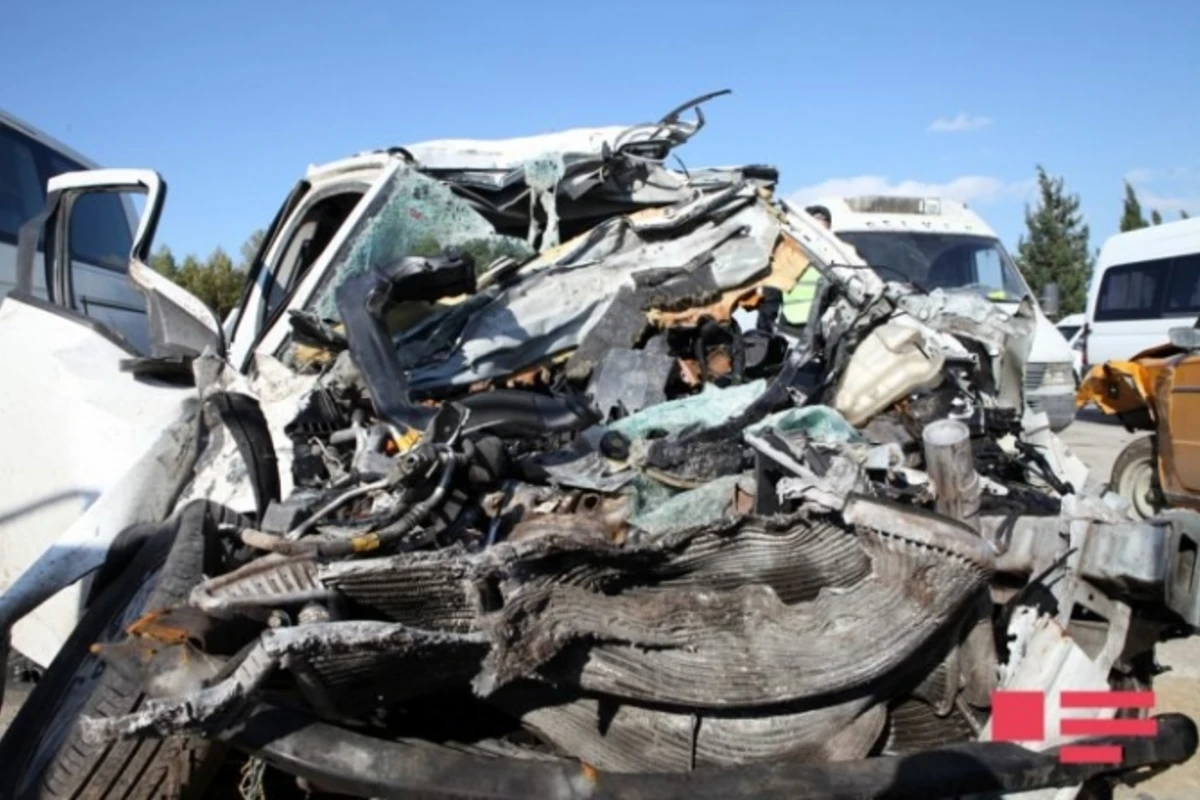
[4, 0, 1197, 261]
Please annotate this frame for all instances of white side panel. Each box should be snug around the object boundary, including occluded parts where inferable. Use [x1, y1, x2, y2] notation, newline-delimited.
[0, 296, 192, 664]
[1087, 318, 1177, 365]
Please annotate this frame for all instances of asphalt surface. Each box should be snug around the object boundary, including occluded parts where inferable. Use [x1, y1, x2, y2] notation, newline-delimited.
[1, 412, 1196, 798]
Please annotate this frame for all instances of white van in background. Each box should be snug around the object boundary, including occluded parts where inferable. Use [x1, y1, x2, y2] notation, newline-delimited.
[1055, 312, 1086, 383]
[0, 109, 148, 352]
[1083, 217, 1200, 367]
[819, 195, 1078, 431]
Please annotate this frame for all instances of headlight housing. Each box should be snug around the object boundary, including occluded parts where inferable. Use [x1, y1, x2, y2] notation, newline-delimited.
[1041, 363, 1076, 387]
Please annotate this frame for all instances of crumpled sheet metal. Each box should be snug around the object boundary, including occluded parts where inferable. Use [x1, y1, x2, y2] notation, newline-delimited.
[777, 203, 883, 306]
[325, 503, 993, 708]
[1075, 357, 1161, 414]
[509, 692, 887, 773]
[403, 191, 787, 392]
[402, 117, 704, 173]
[892, 288, 1033, 352]
[892, 289, 1037, 412]
[645, 229, 813, 327]
[79, 621, 488, 743]
[773, 456, 864, 512]
[85, 506, 992, 744]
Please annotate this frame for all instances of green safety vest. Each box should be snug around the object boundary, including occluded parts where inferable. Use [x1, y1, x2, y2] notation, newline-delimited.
[782, 265, 821, 326]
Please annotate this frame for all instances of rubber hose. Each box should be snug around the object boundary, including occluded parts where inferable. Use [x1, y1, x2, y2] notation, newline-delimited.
[458, 390, 599, 437]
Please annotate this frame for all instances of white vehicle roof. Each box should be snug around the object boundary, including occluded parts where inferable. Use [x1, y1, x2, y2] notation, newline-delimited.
[401, 126, 640, 170]
[1096, 217, 1200, 267]
[0, 107, 102, 171]
[819, 195, 999, 238]
[304, 121, 702, 185]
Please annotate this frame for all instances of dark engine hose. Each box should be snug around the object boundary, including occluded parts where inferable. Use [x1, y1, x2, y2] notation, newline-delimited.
[317, 448, 463, 557]
[207, 392, 281, 520]
[457, 390, 599, 438]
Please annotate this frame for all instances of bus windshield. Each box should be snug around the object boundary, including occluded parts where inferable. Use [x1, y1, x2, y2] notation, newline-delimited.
[836, 231, 1030, 302]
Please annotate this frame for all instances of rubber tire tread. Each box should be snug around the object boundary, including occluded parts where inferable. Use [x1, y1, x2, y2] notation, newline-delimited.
[0, 501, 240, 800]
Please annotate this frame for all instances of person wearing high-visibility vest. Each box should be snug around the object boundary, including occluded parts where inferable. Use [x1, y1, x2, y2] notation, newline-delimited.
[780, 205, 831, 329]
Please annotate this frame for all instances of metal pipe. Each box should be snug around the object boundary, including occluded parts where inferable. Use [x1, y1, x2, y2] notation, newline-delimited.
[315, 448, 461, 558]
[922, 419, 982, 531]
[285, 477, 392, 541]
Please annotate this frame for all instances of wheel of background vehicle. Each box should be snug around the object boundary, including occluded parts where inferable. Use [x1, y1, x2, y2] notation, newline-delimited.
[1111, 436, 1164, 520]
[0, 502, 232, 800]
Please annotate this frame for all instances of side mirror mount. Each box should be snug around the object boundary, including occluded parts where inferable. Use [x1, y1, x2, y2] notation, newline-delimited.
[1040, 282, 1061, 319]
[1169, 327, 1200, 351]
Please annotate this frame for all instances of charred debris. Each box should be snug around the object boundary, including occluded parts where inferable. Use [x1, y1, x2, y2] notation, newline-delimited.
[72, 94, 1200, 796]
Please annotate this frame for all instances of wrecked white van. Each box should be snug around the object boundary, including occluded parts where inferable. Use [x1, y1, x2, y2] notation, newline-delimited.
[820, 195, 1078, 431]
[0, 96, 1196, 800]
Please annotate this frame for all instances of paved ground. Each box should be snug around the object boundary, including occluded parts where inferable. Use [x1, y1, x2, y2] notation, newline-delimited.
[0, 412, 1195, 797]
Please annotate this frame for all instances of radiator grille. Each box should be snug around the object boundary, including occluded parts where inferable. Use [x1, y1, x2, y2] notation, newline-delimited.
[1024, 362, 1046, 390]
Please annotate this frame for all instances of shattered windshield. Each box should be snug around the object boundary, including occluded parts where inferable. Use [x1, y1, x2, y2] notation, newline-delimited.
[837, 232, 1029, 302]
[308, 165, 534, 320]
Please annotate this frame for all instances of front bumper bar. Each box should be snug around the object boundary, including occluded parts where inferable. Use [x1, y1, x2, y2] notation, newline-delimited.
[232, 705, 1198, 800]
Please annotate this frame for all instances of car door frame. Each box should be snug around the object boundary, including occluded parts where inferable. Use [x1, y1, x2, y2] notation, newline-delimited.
[227, 155, 403, 371]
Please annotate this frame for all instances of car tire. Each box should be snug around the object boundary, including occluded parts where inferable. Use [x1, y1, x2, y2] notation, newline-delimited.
[0, 502, 233, 800]
[1111, 435, 1164, 520]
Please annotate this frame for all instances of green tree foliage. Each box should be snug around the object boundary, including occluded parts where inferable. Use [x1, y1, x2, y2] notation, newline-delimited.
[1016, 165, 1092, 319]
[1183, 210, 1192, 220]
[190, 248, 244, 318]
[149, 244, 177, 277]
[148, 239, 251, 319]
[1119, 181, 1147, 232]
[1150, 209, 1163, 225]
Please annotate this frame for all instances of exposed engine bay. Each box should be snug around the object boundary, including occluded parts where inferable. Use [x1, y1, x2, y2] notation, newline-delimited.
[1, 94, 1198, 799]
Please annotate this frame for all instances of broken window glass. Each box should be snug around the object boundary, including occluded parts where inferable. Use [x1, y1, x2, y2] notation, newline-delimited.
[308, 165, 534, 320]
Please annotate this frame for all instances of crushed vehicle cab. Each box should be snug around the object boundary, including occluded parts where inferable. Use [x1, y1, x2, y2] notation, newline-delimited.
[1077, 323, 1200, 519]
[823, 195, 1079, 432]
[0, 93, 1198, 800]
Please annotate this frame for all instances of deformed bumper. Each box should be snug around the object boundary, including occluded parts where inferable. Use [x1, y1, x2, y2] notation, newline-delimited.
[234, 705, 1198, 800]
[1027, 386, 1077, 431]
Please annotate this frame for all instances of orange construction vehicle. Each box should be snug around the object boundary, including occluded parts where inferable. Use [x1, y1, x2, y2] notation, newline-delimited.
[1077, 324, 1200, 519]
